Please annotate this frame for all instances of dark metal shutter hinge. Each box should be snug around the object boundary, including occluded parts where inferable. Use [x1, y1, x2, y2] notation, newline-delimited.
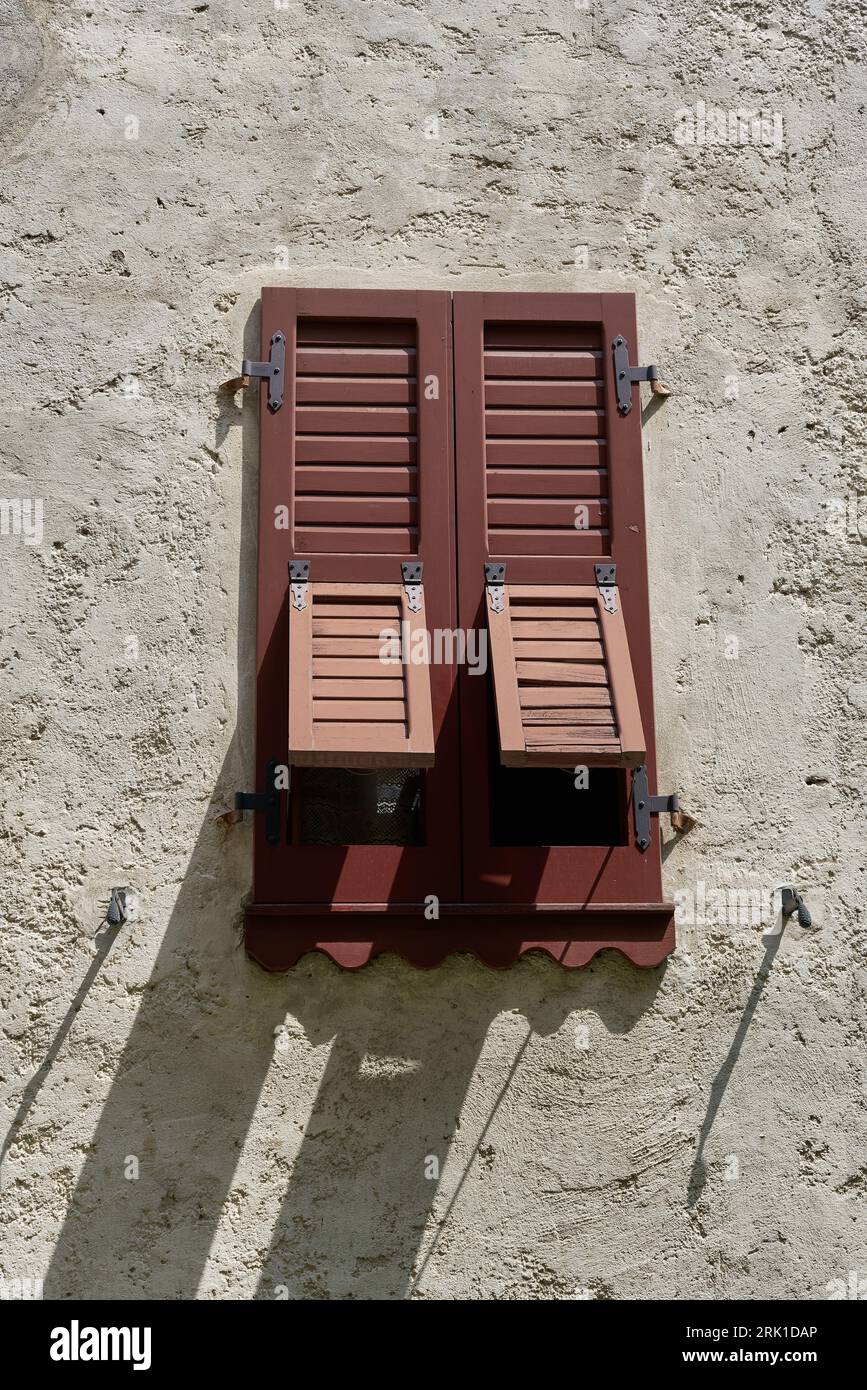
[235, 758, 281, 844]
[401, 561, 423, 613]
[595, 562, 618, 614]
[289, 560, 309, 611]
[632, 764, 691, 851]
[612, 335, 669, 415]
[485, 562, 506, 614]
[221, 330, 286, 411]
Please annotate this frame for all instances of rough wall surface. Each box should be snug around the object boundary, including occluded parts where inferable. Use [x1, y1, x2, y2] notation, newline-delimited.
[1, 0, 865, 1300]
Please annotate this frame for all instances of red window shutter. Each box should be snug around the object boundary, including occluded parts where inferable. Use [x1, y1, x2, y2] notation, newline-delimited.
[454, 293, 655, 771]
[239, 287, 674, 972]
[453, 291, 671, 951]
[279, 300, 444, 765]
[247, 289, 458, 933]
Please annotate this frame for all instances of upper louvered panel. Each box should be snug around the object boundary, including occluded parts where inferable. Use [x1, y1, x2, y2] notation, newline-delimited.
[294, 318, 419, 555]
[483, 322, 609, 557]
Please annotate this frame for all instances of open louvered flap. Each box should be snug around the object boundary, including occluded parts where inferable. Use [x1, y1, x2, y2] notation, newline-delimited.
[486, 584, 645, 767]
[288, 582, 434, 767]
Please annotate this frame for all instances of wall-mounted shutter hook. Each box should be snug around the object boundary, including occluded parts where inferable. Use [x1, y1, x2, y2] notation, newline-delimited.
[781, 887, 812, 927]
[235, 758, 281, 844]
[632, 764, 695, 850]
[221, 331, 286, 411]
[612, 335, 669, 415]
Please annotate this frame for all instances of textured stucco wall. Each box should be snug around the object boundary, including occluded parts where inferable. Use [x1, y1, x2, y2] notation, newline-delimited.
[1, 0, 865, 1300]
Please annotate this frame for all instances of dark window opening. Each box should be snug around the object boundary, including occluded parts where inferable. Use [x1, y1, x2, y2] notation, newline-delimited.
[296, 767, 424, 846]
[488, 686, 627, 846]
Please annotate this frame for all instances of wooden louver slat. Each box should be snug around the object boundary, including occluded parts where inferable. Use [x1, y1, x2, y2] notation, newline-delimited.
[289, 582, 434, 767]
[485, 584, 645, 767]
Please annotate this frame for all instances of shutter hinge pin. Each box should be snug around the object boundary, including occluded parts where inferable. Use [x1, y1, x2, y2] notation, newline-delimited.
[595, 562, 618, 614]
[401, 561, 423, 614]
[221, 331, 286, 412]
[632, 764, 695, 851]
[289, 560, 310, 611]
[612, 335, 669, 415]
[234, 758, 281, 845]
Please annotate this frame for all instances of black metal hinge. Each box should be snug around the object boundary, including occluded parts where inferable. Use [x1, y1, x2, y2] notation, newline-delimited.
[632, 764, 680, 852]
[401, 561, 423, 613]
[485, 562, 506, 614]
[235, 758, 281, 844]
[289, 560, 310, 611]
[222, 331, 286, 411]
[594, 562, 617, 614]
[612, 335, 667, 415]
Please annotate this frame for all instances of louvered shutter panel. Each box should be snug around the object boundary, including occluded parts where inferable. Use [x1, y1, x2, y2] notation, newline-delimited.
[486, 584, 645, 766]
[288, 582, 434, 766]
[482, 320, 609, 555]
[454, 291, 655, 772]
[293, 317, 419, 554]
[254, 289, 451, 793]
